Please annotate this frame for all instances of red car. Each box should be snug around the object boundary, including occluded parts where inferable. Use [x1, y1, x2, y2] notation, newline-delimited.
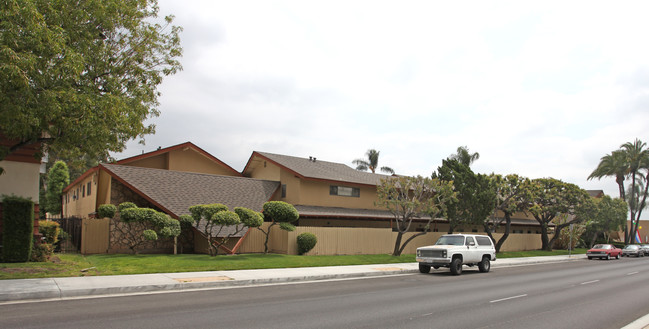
[587, 244, 622, 260]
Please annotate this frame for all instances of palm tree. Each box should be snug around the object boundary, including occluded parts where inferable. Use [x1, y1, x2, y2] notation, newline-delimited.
[621, 139, 649, 242]
[353, 149, 394, 174]
[588, 150, 627, 200]
[450, 146, 480, 167]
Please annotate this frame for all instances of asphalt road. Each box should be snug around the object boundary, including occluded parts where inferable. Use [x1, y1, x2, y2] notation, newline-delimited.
[1, 257, 649, 329]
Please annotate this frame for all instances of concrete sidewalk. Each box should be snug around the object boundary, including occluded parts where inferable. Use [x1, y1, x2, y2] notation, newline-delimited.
[0, 254, 585, 303]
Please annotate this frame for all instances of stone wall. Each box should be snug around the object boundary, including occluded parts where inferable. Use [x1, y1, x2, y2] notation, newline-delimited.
[107, 179, 177, 253]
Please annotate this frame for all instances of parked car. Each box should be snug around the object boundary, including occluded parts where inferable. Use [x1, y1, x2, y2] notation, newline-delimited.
[587, 244, 622, 260]
[622, 245, 643, 257]
[640, 244, 649, 256]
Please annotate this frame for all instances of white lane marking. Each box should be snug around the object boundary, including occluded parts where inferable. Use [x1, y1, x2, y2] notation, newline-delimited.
[580, 280, 600, 285]
[490, 294, 527, 303]
[626, 271, 639, 276]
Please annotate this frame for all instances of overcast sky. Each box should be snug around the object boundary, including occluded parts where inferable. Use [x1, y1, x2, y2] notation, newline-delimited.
[115, 1, 649, 202]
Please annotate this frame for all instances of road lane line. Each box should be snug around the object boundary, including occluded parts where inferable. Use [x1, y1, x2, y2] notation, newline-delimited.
[580, 280, 600, 285]
[626, 271, 639, 276]
[490, 294, 527, 303]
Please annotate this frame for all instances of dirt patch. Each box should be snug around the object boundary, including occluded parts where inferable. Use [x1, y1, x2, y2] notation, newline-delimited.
[0, 267, 47, 274]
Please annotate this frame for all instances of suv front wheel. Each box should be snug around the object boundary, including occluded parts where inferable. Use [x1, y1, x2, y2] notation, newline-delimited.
[419, 264, 431, 273]
[450, 258, 463, 275]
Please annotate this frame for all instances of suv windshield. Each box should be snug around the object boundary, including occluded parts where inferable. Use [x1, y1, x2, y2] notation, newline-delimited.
[435, 236, 465, 246]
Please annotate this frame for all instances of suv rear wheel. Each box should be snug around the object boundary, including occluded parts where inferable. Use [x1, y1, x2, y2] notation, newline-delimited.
[478, 256, 490, 273]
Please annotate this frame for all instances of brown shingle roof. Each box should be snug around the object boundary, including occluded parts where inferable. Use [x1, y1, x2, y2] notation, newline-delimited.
[251, 152, 392, 186]
[101, 164, 279, 218]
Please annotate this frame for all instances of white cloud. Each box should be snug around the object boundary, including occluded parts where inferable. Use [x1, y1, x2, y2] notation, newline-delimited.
[116, 1, 649, 216]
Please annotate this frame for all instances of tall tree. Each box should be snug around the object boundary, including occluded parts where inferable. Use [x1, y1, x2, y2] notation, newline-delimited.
[450, 146, 480, 167]
[433, 159, 496, 234]
[484, 174, 533, 253]
[353, 149, 394, 174]
[620, 139, 649, 243]
[526, 178, 594, 251]
[44, 161, 70, 216]
[584, 195, 628, 247]
[588, 150, 628, 200]
[0, 0, 182, 170]
[375, 175, 455, 256]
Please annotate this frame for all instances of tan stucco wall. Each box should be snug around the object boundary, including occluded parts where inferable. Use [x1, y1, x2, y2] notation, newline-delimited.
[0, 160, 40, 201]
[96, 170, 111, 206]
[246, 156, 281, 181]
[126, 153, 168, 169]
[298, 180, 379, 209]
[63, 173, 97, 218]
[167, 148, 238, 176]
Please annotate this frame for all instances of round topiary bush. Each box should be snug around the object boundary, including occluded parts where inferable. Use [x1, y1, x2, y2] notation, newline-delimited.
[297, 232, 317, 255]
[98, 204, 117, 219]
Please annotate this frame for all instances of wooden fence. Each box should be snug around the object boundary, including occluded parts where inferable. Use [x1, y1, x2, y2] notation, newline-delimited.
[77, 220, 545, 255]
[236, 224, 544, 255]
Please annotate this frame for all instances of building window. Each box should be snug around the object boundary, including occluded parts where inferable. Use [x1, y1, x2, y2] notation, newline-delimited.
[330, 185, 360, 197]
[82, 184, 85, 197]
[87, 182, 92, 196]
[281, 184, 287, 198]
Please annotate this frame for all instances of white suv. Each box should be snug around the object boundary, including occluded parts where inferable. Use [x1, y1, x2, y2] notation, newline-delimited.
[416, 234, 497, 275]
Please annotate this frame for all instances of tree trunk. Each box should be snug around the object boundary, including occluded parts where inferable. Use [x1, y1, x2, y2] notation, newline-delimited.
[392, 232, 404, 256]
[590, 231, 600, 248]
[494, 213, 512, 253]
[540, 224, 551, 251]
[397, 231, 427, 256]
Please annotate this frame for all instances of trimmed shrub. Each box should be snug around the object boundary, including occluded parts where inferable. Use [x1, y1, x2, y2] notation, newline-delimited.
[2, 195, 34, 262]
[262, 201, 299, 223]
[118, 202, 137, 212]
[30, 243, 54, 262]
[98, 204, 117, 219]
[143, 229, 158, 241]
[234, 207, 263, 228]
[297, 232, 317, 255]
[38, 220, 60, 245]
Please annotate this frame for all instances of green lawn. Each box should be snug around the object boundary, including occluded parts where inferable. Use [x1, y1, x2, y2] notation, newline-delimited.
[0, 249, 586, 280]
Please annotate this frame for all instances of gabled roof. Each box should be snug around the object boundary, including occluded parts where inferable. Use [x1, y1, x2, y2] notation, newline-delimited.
[587, 190, 605, 198]
[244, 151, 392, 186]
[116, 141, 240, 176]
[100, 164, 279, 218]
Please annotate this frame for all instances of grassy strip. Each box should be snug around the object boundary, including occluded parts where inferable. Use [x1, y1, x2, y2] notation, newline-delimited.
[0, 249, 586, 280]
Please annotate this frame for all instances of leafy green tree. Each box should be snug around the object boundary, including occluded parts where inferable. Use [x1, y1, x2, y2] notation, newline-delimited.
[584, 195, 628, 247]
[353, 149, 394, 174]
[0, 0, 182, 170]
[376, 175, 455, 256]
[484, 174, 533, 253]
[433, 159, 496, 234]
[526, 178, 594, 251]
[257, 201, 299, 253]
[450, 146, 480, 167]
[44, 161, 70, 216]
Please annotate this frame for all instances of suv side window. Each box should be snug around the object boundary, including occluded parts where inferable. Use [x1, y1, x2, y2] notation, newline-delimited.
[476, 236, 492, 246]
[465, 237, 475, 246]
